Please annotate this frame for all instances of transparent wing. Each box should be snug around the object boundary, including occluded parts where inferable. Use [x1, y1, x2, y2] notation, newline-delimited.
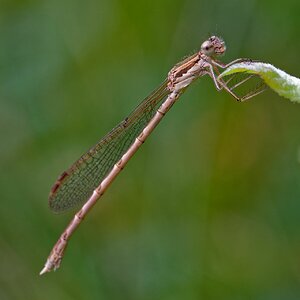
[49, 80, 169, 213]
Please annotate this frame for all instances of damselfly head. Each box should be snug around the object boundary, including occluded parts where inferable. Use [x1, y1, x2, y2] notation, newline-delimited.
[201, 36, 226, 57]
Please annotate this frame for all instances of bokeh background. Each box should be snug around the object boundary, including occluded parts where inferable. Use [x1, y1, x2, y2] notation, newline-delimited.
[1, 0, 300, 299]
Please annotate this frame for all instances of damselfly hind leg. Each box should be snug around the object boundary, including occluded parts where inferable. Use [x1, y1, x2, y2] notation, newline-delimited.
[207, 64, 266, 102]
[221, 72, 267, 102]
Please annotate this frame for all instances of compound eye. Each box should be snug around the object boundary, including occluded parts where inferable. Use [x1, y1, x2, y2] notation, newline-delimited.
[201, 40, 214, 56]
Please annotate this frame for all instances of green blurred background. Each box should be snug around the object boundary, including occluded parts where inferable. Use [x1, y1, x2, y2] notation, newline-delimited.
[1, 0, 300, 299]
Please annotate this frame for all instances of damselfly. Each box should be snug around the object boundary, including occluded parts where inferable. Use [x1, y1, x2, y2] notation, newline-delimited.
[40, 36, 265, 274]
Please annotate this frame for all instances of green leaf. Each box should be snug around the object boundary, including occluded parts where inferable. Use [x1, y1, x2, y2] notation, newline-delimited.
[219, 62, 300, 103]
